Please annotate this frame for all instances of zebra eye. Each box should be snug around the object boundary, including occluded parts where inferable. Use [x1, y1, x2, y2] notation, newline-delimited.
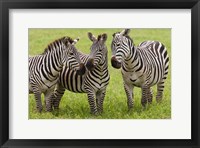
[116, 43, 121, 46]
[69, 52, 73, 55]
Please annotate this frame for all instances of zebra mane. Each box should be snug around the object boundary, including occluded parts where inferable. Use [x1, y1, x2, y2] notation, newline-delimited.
[112, 32, 120, 37]
[97, 35, 101, 41]
[125, 35, 133, 44]
[113, 32, 134, 44]
[42, 36, 74, 55]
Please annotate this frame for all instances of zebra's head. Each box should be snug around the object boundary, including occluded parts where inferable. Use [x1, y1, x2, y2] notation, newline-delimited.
[111, 29, 133, 69]
[62, 37, 86, 75]
[86, 32, 108, 71]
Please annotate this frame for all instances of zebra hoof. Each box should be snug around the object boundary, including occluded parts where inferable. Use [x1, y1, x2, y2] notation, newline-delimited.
[46, 110, 52, 112]
[90, 111, 99, 116]
[141, 101, 147, 107]
[128, 106, 133, 112]
[156, 98, 162, 103]
[46, 108, 53, 112]
[147, 99, 153, 104]
[53, 107, 60, 110]
[37, 107, 43, 113]
[98, 111, 103, 115]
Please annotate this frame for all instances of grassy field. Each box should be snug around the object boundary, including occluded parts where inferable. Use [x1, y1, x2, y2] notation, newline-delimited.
[29, 28, 171, 119]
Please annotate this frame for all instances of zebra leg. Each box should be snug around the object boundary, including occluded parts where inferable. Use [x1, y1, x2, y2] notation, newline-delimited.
[53, 83, 65, 110]
[156, 80, 165, 102]
[86, 90, 98, 115]
[141, 86, 149, 107]
[44, 89, 54, 112]
[147, 87, 153, 104]
[124, 83, 134, 110]
[32, 88, 42, 112]
[96, 89, 106, 114]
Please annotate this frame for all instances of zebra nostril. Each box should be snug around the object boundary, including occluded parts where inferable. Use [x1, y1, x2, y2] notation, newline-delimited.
[111, 56, 121, 69]
[77, 63, 86, 75]
[86, 58, 95, 71]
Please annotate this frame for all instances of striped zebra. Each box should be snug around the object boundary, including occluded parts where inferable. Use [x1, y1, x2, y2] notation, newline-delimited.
[111, 29, 169, 109]
[29, 36, 85, 112]
[53, 32, 110, 115]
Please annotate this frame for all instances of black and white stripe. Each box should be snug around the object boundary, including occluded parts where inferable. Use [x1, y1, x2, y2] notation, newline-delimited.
[29, 37, 85, 112]
[111, 29, 169, 109]
[53, 33, 110, 115]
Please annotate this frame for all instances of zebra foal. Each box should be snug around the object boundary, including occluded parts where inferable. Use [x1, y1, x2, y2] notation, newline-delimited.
[53, 32, 110, 115]
[111, 29, 169, 109]
[29, 36, 85, 112]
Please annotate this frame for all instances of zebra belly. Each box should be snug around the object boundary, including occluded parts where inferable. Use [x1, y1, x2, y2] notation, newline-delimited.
[29, 84, 33, 94]
[122, 70, 146, 87]
[29, 77, 58, 94]
[123, 70, 163, 88]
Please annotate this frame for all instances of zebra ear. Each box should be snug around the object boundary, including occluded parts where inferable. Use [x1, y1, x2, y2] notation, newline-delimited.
[124, 29, 131, 35]
[101, 33, 107, 42]
[97, 35, 101, 41]
[66, 41, 71, 47]
[88, 32, 97, 42]
[72, 37, 80, 45]
[62, 37, 73, 49]
[62, 36, 73, 45]
[120, 29, 131, 36]
[62, 37, 68, 44]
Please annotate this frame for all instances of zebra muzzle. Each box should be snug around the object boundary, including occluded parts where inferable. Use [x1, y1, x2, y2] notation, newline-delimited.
[77, 63, 86, 75]
[86, 58, 95, 71]
[111, 56, 121, 69]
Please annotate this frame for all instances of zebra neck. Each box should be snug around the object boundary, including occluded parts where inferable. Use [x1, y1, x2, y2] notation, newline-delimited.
[123, 45, 140, 72]
[43, 51, 63, 76]
[97, 54, 108, 70]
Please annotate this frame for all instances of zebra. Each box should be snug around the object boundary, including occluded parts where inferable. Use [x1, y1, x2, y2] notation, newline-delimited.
[111, 29, 169, 110]
[29, 36, 86, 112]
[52, 32, 110, 115]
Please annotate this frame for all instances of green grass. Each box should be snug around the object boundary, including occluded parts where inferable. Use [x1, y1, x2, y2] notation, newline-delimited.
[29, 28, 171, 119]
